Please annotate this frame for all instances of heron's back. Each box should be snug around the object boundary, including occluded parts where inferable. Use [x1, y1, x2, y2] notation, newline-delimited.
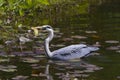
[52, 44, 99, 60]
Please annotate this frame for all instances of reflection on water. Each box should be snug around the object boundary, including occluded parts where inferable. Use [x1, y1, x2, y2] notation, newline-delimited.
[0, 55, 103, 80]
[52, 60, 103, 79]
[0, 0, 120, 80]
[0, 53, 103, 80]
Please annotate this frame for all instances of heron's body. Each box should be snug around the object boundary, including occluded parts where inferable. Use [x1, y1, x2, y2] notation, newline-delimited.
[50, 44, 98, 60]
[34, 25, 99, 60]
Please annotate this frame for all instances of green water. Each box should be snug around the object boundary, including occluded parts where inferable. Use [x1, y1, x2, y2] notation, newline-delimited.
[0, 1, 120, 80]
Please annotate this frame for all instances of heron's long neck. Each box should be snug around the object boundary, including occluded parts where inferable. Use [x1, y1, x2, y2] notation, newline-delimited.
[44, 29, 54, 57]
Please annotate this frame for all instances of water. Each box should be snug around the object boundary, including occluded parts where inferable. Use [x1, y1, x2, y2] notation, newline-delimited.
[0, 1, 120, 80]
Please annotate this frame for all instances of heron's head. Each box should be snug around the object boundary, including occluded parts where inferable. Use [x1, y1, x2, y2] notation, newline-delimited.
[34, 25, 52, 31]
[41, 25, 53, 31]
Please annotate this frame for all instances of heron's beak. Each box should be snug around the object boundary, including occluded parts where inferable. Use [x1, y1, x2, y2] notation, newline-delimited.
[33, 26, 43, 30]
[31, 26, 42, 37]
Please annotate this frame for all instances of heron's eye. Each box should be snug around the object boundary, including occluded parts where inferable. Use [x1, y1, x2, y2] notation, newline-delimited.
[46, 26, 51, 29]
[42, 25, 51, 30]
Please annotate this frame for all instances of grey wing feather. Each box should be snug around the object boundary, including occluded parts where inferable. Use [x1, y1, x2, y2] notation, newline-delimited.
[52, 44, 90, 60]
[52, 44, 86, 54]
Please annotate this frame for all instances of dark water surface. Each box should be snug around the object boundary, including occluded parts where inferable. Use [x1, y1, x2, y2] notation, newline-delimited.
[0, 1, 120, 80]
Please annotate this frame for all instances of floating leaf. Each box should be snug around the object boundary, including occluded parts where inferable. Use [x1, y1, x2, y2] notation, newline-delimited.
[71, 35, 87, 39]
[106, 46, 119, 50]
[85, 31, 97, 34]
[34, 55, 46, 58]
[22, 58, 39, 63]
[117, 45, 120, 48]
[117, 76, 120, 79]
[105, 40, 119, 44]
[55, 73, 64, 76]
[7, 65, 17, 68]
[2, 68, 17, 72]
[54, 35, 62, 38]
[0, 58, 9, 63]
[39, 73, 47, 77]
[62, 38, 73, 41]
[83, 69, 94, 73]
[71, 73, 89, 78]
[65, 66, 74, 69]
[116, 50, 120, 53]
[7, 55, 15, 57]
[73, 70, 84, 74]
[31, 74, 39, 77]
[12, 75, 29, 80]
[55, 62, 70, 66]
[0, 65, 17, 72]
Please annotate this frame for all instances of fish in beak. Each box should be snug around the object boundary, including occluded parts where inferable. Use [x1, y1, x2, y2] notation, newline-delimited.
[31, 26, 42, 37]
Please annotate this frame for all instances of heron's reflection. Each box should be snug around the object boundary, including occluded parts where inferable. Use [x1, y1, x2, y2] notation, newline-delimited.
[45, 64, 53, 80]
[31, 63, 53, 80]
[32, 60, 103, 80]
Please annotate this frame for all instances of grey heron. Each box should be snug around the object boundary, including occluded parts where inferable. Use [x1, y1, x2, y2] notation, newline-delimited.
[32, 25, 99, 60]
